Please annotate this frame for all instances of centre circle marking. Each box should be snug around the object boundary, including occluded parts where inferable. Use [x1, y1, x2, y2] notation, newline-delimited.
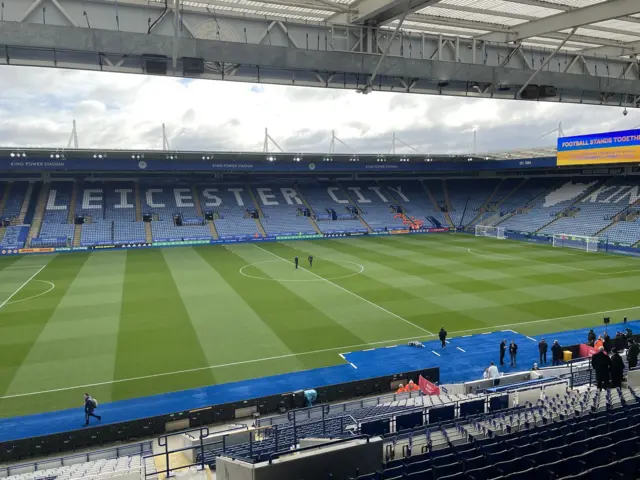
[239, 259, 365, 282]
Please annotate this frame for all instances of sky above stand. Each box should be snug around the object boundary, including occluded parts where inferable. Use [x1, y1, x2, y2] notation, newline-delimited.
[1, 65, 639, 154]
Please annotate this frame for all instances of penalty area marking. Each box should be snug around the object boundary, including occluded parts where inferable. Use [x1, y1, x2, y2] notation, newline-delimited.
[238, 259, 365, 282]
[3, 281, 55, 306]
[456, 347, 466, 353]
[5, 304, 640, 400]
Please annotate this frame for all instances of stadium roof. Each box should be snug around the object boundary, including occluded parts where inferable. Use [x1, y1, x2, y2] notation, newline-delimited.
[141, 0, 640, 57]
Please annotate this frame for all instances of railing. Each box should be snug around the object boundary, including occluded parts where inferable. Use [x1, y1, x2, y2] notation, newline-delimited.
[0, 441, 152, 478]
[142, 424, 248, 478]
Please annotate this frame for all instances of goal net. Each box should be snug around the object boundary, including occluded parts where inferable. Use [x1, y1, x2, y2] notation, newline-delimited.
[552, 234, 599, 252]
[475, 225, 505, 239]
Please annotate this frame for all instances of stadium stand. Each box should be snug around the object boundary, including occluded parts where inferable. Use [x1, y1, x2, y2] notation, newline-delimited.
[380, 181, 444, 228]
[353, 386, 640, 480]
[497, 178, 591, 232]
[197, 185, 261, 240]
[421, 180, 450, 227]
[1, 182, 30, 222]
[0, 451, 156, 480]
[539, 179, 640, 244]
[446, 179, 499, 228]
[297, 182, 368, 234]
[0, 225, 29, 248]
[251, 184, 317, 236]
[338, 183, 406, 232]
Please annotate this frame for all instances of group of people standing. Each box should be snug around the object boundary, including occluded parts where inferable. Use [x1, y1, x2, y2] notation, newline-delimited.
[587, 327, 639, 389]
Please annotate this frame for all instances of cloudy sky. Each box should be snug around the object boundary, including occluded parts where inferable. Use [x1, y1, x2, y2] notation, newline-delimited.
[1, 65, 639, 155]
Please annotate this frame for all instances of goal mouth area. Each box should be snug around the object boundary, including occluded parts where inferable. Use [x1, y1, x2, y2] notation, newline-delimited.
[475, 225, 506, 239]
[552, 234, 600, 252]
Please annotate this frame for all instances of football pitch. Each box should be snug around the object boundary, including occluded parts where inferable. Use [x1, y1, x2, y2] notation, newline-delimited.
[1, 234, 640, 418]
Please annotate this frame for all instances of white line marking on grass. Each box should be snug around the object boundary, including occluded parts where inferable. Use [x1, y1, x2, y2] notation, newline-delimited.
[431, 350, 441, 357]
[4, 281, 55, 306]
[482, 332, 492, 335]
[467, 247, 640, 277]
[5, 304, 640, 400]
[239, 259, 365, 282]
[456, 347, 466, 353]
[0, 265, 47, 310]
[363, 348, 374, 351]
[338, 353, 346, 360]
[386, 345, 397, 348]
[350, 363, 358, 370]
[252, 244, 435, 336]
[502, 329, 517, 333]
[0, 265, 48, 270]
[526, 336, 537, 342]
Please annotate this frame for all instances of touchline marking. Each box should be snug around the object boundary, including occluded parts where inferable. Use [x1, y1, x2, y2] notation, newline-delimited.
[338, 353, 346, 360]
[252, 244, 435, 336]
[350, 363, 358, 370]
[526, 336, 537, 342]
[456, 347, 466, 353]
[5, 304, 640, 399]
[431, 350, 441, 357]
[0, 265, 47, 310]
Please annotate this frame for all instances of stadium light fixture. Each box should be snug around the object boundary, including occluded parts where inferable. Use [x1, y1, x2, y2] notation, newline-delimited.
[166, 155, 177, 160]
[293, 156, 301, 162]
[266, 155, 276, 162]
[10, 152, 27, 158]
[202, 155, 212, 160]
[467, 157, 473, 162]
[131, 154, 144, 160]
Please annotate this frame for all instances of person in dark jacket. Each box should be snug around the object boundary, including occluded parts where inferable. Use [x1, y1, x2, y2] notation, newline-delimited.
[614, 332, 626, 352]
[628, 339, 639, 370]
[294, 256, 299, 269]
[551, 340, 563, 366]
[84, 393, 101, 426]
[591, 347, 611, 390]
[603, 333, 613, 353]
[499, 340, 507, 366]
[509, 340, 518, 367]
[539, 339, 548, 365]
[439, 327, 447, 348]
[610, 349, 625, 388]
[587, 329, 596, 346]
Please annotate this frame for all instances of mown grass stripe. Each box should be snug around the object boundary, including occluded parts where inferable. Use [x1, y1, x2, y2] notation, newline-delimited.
[113, 249, 215, 401]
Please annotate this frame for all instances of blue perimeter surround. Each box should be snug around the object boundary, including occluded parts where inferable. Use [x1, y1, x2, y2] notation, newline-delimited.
[1, 320, 638, 443]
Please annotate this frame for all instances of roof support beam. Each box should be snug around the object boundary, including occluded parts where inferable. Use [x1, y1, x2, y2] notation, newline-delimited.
[475, 0, 640, 43]
[578, 40, 640, 58]
[350, 0, 443, 26]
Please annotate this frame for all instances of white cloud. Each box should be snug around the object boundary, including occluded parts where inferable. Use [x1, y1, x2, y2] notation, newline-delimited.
[0, 65, 639, 154]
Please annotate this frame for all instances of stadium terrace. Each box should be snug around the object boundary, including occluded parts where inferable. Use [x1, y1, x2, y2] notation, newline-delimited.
[1, 146, 640, 480]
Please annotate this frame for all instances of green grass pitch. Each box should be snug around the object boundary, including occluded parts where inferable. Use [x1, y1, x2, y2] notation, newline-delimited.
[1, 234, 640, 418]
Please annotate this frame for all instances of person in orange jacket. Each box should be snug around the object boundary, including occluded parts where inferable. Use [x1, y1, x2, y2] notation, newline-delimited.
[594, 336, 604, 350]
[396, 384, 407, 394]
[407, 380, 420, 391]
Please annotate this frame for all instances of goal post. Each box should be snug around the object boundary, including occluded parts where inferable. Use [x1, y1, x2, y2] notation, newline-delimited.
[552, 234, 600, 252]
[475, 225, 505, 239]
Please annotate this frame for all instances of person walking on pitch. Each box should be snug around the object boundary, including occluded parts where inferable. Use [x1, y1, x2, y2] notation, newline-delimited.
[294, 256, 299, 269]
[439, 327, 447, 348]
[308, 255, 313, 268]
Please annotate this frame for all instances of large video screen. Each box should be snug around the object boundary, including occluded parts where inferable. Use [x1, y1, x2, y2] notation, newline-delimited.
[557, 128, 640, 166]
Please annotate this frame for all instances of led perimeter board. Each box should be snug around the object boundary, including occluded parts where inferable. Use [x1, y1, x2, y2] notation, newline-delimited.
[557, 128, 640, 166]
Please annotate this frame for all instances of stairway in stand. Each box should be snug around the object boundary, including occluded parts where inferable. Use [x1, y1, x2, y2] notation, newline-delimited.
[26, 182, 51, 246]
[144, 222, 153, 243]
[73, 224, 82, 247]
[67, 182, 78, 223]
[0, 183, 10, 217]
[207, 220, 219, 240]
[13, 182, 34, 225]
[135, 183, 143, 222]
